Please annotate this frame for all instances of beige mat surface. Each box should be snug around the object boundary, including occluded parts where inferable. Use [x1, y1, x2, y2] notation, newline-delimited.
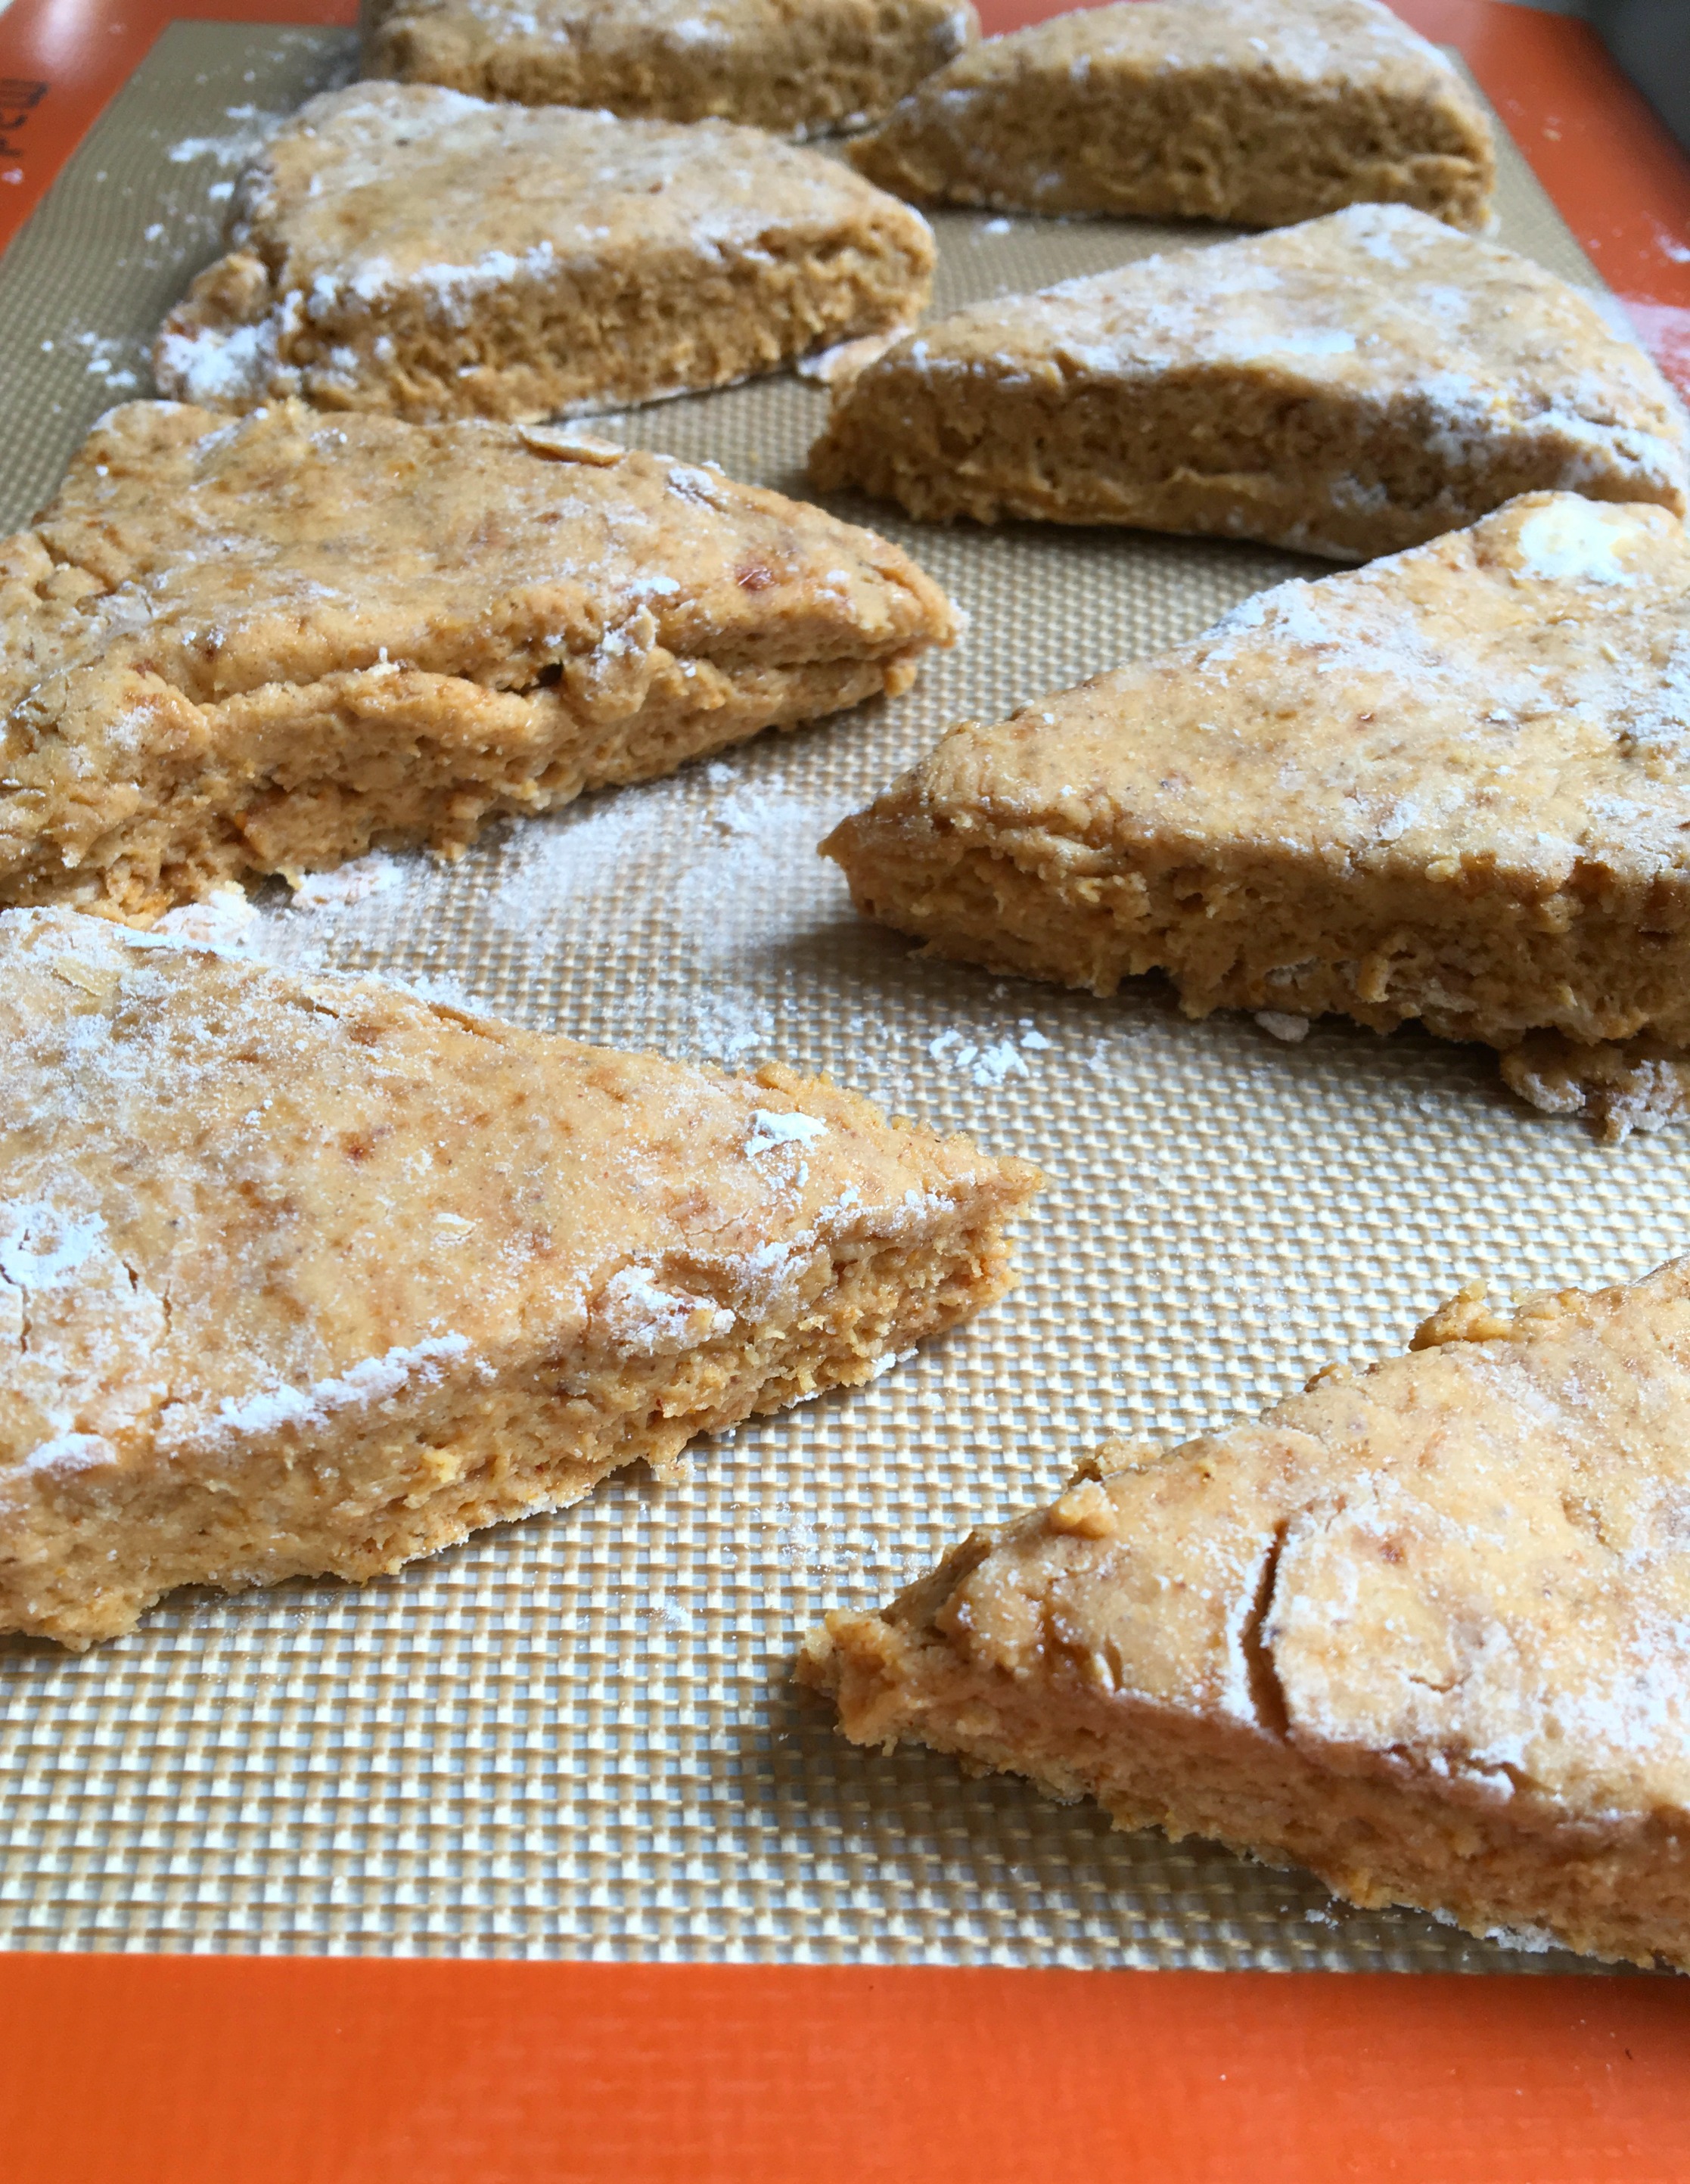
[0, 23, 1675, 1969]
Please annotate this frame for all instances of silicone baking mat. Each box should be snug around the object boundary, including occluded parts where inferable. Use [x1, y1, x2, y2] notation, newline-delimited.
[0, 20, 1682, 1979]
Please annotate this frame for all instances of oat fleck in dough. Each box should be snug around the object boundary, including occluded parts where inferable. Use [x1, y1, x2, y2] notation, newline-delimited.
[848, 0, 1494, 230]
[825, 494, 1690, 1132]
[363, 0, 979, 137]
[0, 400, 957, 924]
[811, 205, 1689, 558]
[0, 907, 1039, 1648]
[153, 82, 935, 421]
[803, 1260, 1690, 1970]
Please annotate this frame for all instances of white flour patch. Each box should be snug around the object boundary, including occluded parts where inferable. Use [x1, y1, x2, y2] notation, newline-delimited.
[1513, 499, 1644, 585]
[927, 1019, 1052, 1087]
[287, 852, 405, 910]
[483, 763, 852, 1063]
[746, 1110, 827, 1156]
[154, 885, 260, 952]
[166, 104, 288, 166]
[70, 331, 144, 393]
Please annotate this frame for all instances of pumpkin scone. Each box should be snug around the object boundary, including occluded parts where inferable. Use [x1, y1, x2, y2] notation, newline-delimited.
[825, 494, 1690, 1132]
[803, 1259, 1690, 1969]
[0, 399, 956, 924]
[809, 204, 1690, 558]
[0, 906, 1039, 1648]
[847, 0, 1494, 231]
[362, 0, 979, 138]
[152, 82, 934, 421]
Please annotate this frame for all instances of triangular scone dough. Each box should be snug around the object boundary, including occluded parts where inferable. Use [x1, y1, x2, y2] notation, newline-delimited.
[364, 0, 978, 138]
[153, 83, 934, 421]
[825, 494, 1690, 1094]
[848, 0, 1493, 230]
[803, 1260, 1690, 1969]
[0, 908, 1038, 1646]
[810, 205, 1690, 558]
[0, 400, 955, 924]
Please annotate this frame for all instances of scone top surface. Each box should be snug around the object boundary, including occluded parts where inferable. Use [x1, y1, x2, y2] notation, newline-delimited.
[365, 0, 980, 135]
[811, 205, 1690, 553]
[8, 400, 950, 706]
[840, 492, 1690, 895]
[229, 81, 913, 282]
[848, 0, 1494, 228]
[154, 82, 935, 418]
[806, 1260, 1690, 1964]
[0, 904, 1039, 1520]
[828, 493, 1690, 1046]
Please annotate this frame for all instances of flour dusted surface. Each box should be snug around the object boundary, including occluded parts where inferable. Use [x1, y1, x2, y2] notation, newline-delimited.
[0, 906, 1036, 1644]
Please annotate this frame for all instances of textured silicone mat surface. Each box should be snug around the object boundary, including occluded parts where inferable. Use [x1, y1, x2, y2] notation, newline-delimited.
[0, 24, 1675, 1970]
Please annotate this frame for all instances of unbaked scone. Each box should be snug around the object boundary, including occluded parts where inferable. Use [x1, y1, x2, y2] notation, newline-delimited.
[153, 82, 934, 421]
[0, 906, 1039, 1647]
[0, 399, 955, 924]
[802, 1260, 1690, 1970]
[809, 205, 1689, 558]
[824, 494, 1690, 1123]
[363, 0, 978, 137]
[847, 0, 1494, 230]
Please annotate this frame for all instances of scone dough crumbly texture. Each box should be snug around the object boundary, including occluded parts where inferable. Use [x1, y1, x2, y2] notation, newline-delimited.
[847, 0, 1495, 230]
[803, 1260, 1690, 1970]
[810, 204, 1690, 559]
[153, 82, 936, 421]
[0, 399, 956, 924]
[0, 907, 1039, 1647]
[825, 493, 1690, 1099]
[362, 0, 979, 137]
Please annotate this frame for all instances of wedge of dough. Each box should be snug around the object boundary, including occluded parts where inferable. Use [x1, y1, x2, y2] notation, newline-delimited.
[0, 400, 955, 924]
[803, 1259, 1690, 1970]
[847, 0, 1494, 230]
[362, 0, 978, 137]
[825, 494, 1690, 1123]
[153, 82, 934, 421]
[0, 907, 1039, 1647]
[809, 205, 1690, 558]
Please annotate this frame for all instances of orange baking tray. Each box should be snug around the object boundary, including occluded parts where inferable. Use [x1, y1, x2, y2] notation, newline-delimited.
[2, 2, 1690, 2176]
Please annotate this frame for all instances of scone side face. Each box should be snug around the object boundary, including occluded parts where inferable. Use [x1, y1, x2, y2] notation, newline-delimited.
[366, 0, 980, 133]
[152, 91, 937, 421]
[809, 1600, 1689, 1970]
[828, 780, 1690, 1045]
[850, 33, 1494, 228]
[1, 1188, 1028, 1648]
[809, 346, 1687, 556]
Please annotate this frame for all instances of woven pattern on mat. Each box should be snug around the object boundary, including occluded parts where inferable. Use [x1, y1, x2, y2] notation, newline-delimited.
[0, 25, 1670, 1970]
